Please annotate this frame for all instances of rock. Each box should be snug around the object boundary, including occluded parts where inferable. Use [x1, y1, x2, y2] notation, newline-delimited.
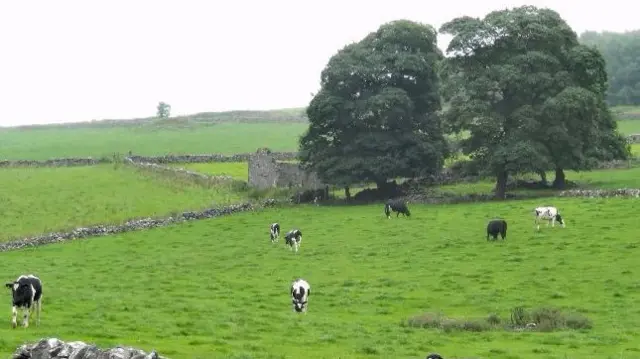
[12, 338, 166, 359]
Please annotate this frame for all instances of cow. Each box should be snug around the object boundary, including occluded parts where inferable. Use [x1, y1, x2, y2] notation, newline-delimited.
[486, 219, 508, 241]
[533, 206, 565, 231]
[384, 199, 411, 219]
[291, 278, 311, 313]
[426, 355, 443, 359]
[270, 223, 280, 242]
[285, 229, 302, 252]
[5, 274, 42, 328]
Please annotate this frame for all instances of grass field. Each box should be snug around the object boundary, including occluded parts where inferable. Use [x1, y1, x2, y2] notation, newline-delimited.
[1, 198, 639, 358]
[169, 162, 249, 180]
[0, 165, 245, 242]
[0, 122, 308, 160]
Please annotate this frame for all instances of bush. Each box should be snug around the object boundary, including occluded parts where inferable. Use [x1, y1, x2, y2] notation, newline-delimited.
[404, 306, 593, 333]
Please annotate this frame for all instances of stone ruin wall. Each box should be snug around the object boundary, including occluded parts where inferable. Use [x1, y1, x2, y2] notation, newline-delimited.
[248, 152, 324, 190]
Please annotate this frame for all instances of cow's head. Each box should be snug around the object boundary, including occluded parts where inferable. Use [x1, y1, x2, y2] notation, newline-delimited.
[555, 213, 565, 227]
[292, 299, 306, 312]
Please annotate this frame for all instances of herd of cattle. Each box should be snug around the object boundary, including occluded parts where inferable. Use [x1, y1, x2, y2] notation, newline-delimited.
[1, 199, 567, 358]
[270, 199, 566, 317]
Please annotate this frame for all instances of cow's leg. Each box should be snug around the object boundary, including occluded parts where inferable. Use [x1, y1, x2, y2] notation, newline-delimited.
[551, 218, 556, 227]
[36, 298, 41, 327]
[11, 305, 17, 328]
[22, 306, 30, 328]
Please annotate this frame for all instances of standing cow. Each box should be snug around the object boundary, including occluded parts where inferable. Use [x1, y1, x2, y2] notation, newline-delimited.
[533, 206, 565, 231]
[486, 219, 508, 241]
[291, 278, 311, 313]
[270, 223, 280, 242]
[285, 229, 303, 252]
[5, 274, 42, 328]
[384, 199, 411, 219]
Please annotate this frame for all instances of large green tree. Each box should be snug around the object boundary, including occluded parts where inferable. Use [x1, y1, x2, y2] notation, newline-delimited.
[439, 5, 629, 198]
[299, 20, 449, 193]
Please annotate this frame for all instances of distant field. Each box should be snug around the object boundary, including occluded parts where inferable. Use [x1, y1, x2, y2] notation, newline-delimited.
[0, 122, 308, 160]
[0, 198, 638, 358]
[169, 162, 248, 180]
[0, 165, 245, 241]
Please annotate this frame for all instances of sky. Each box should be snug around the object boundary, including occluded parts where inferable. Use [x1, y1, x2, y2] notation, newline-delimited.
[0, 0, 637, 127]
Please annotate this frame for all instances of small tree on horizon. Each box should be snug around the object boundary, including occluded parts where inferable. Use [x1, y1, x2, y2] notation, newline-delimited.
[156, 101, 171, 119]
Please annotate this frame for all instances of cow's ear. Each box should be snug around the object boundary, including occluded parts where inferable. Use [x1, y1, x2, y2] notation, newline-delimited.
[5, 282, 14, 289]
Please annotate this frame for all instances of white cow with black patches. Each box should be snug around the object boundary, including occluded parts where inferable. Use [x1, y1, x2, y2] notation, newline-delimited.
[5, 274, 42, 328]
[284, 229, 302, 252]
[291, 278, 310, 313]
[270, 223, 280, 243]
[534, 206, 566, 231]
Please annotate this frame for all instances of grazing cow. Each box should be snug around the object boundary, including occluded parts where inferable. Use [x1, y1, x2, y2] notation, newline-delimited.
[426, 354, 443, 359]
[5, 274, 42, 328]
[384, 199, 411, 219]
[533, 206, 565, 230]
[270, 223, 280, 242]
[486, 219, 508, 241]
[285, 229, 303, 252]
[291, 278, 311, 313]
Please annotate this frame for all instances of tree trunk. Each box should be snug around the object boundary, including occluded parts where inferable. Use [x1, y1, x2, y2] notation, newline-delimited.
[537, 170, 547, 185]
[495, 170, 508, 200]
[344, 186, 351, 201]
[552, 168, 566, 189]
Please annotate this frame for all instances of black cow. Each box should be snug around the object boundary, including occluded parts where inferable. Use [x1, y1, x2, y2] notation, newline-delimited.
[426, 355, 443, 359]
[5, 274, 42, 328]
[486, 219, 508, 241]
[270, 223, 280, 242]
[285, 229, 303, 252]
[384, 199, 411, 219]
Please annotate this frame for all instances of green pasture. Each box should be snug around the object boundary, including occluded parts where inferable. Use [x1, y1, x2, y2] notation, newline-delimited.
[169, 162, 249, 180]
[0, 122, 308, 160]
[1, 198, 639, 358]
[0, 164, 244, 242]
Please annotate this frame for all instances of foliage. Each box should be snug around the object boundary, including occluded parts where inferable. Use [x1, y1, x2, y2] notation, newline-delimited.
[299, 20, 449, 188]
[0, 165, 245, 242]
[0, 198, 638, 358]
[439, 5, 629, 198]
[156, 101, 171, 119]
[580, 30, 640, 106]
[0, 123, 307, 160]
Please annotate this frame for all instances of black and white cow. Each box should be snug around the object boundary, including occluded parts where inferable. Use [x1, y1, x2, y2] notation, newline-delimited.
[426, 354, 443, 359]
[291, 278, 311, 313]
[270, 223, 280, 242]
[533, 206, 565, 231]
[486, 219, 508, 241]
[384, 199, 411, 219]
[5, 274, 42, 328]
[284, 229, 302, 252]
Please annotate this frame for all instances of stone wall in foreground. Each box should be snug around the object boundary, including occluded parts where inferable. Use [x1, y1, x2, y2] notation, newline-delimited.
[12, 338, 165, 359]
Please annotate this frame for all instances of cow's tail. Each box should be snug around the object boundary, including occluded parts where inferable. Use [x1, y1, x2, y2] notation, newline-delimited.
[384, 204, 391, 218]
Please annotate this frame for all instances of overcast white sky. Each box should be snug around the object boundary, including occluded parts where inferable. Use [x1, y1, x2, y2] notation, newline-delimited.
[0, 0, 636, 126]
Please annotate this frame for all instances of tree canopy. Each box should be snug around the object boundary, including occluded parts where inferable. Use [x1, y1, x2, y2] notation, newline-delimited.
[580, 30, 640, 106]
[299, 20, 449, 190]
[439, 5, 629, 197]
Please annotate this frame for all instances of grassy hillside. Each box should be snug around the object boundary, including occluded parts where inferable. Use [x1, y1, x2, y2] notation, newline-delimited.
[0, 122, 308, 160]
[0, 198, 638, 358]
[0, 165, 245, 242]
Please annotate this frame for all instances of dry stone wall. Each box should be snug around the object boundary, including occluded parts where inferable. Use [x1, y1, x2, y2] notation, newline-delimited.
[0, 158, 109, 168]
[12, 338, 165, 359]
[127, 152, 297, 164]
[124, 158, 235, 184]
[0, 200, 283, 253]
